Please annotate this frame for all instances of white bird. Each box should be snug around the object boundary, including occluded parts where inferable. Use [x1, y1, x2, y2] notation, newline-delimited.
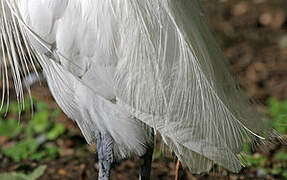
[0, 0, 279, 179]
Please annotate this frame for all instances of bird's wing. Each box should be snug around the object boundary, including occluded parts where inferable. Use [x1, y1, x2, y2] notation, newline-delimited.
[2, 0, 118, 103]
[114, 0, 277, 173]
[1, 0, 152, 158]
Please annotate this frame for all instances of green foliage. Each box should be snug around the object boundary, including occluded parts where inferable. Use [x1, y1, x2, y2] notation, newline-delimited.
[242, 142, 252, 154]
[0, 165, 46, 180]
[50, 109, 61, 119]
[275, 150, 287, 161]
[0, 118, 22, 138]
[2, 139, 60, 162]
[30, 145, 60, 161]
[267, 98, 287, 133]
[271, 167, 284, 176]
[47, 124, 65, 140]
[9, 102, 21, 115]
[243, 153, 267, 167]
[29, 111, 50, 134]
[0, 98, 65, 162]
[152, 147, 165, 160]
[241, 142, 267, 168]
[35, 101, 49, 112]
[2, 139, 39, 162]
[0, 99, 32, 116]
[239, 98, 287, 178]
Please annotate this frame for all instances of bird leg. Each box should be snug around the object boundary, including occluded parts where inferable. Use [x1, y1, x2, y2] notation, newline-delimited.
[96, 132, 114, 180]
[139, 144, 154, 180]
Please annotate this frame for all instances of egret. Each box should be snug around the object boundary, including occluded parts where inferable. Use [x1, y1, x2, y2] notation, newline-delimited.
[0, 0, 280, 179]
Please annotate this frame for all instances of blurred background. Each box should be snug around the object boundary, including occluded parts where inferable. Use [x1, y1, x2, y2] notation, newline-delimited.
[0, 0, 287, 179]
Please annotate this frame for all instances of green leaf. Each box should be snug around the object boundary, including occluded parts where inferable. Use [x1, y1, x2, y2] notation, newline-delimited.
[35, 102, 49, 112]
[0, 165, 46, 180]
[282, 171, 287, 179]
[271, 167, 282, 175]
[275, 151, 287, 161]
[24, 126, 34, 139]
[0, 172, 27, 180]
[243, 142, 252, 154]
[26, 165, 47, 180]
[29, 151, 46, 161]
[29, 145, 60, 161]
[2, 139, 39, 162]
[43, 146, 60, 160]
[23, 100, 31, 111]
[0, 119, 22, 138]
[9, 102, 20, 115]
[267, 98, 287, 133]
[29, 111, 50, 134]
[0, 105, 8, 117]
[152, 147, 164, 160]
[243, 153, 266, 167]
[50, 109, 61, 118]
[47, 123, 65, 140]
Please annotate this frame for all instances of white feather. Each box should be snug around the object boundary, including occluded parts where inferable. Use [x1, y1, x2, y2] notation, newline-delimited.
[0, 0, 280, 173]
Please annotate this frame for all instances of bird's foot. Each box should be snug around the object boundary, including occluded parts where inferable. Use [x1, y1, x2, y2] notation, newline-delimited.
[97, 132, 114, 180]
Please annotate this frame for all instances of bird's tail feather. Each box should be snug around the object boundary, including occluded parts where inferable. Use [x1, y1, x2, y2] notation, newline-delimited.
[161, 0, 283, 172]
[115, 0, 283, 173]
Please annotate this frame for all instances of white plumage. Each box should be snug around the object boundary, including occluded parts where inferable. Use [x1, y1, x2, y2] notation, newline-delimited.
[0, 0, 278, 176]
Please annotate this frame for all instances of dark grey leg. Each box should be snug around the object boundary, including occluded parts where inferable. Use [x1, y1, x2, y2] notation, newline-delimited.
[97, 132, 114, 180]
[139, 145, 154, 180]
[139, 130, 155, 180]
